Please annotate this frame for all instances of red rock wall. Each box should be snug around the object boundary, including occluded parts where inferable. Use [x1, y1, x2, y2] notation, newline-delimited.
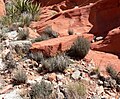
[89, 0, 120, 36]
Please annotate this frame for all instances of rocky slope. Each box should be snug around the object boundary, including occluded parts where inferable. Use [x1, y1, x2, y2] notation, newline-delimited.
[0, 0, 120, 99]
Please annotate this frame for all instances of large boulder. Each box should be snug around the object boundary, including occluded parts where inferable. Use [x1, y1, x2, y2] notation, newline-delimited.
[0, 0, 6, 16]
[89, 0, 120, 36]
[30, 34, 93, 56]
[85, 50, 120, 72]
[91, 27, 120, 55]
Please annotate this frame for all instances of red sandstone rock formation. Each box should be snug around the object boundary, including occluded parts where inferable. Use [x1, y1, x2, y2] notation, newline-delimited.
[0, 0, 6, 16]
[30, 34, 93, 56]
[89, 0, 120, 36]
[31, 0, 120, 72]
[85, 50, 120, 72]
[91, 27, 120, 55]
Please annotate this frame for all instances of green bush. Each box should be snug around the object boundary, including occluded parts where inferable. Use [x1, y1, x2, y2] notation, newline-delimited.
[29, 80, 53, 99]
[66, 81, 86, 99]
[44, 26, 58, 38]
[31, 34, 50, 43]
[12, 69, 27, 85]
[30, 52, 44, 63]
[42, 54, 70, 72]
[116, 73, 120, 84]
[0, 0, 40, 28]
[106, 66, 117, 79]
[67, 37, 90, 59]
[106, 66, 120, 84]
[17, 28, 29, 40]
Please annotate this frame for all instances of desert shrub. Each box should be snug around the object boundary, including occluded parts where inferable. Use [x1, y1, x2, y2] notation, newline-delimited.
[2, 51, 17, 69]
[42, 54, 70, 72]
[0, 32, 7, 41]
[68, 29, 74, 35]
[12, 69, 27, 85]
[67, 37, 90, 59]
[66, 81, 86, 99]
[106, 66, 117, 79]
[17, 28, 29, 40]
[116, 73, 120, 84]
[0, 0, 40, 28]
[44, 26, 58, 38]
[106, 65, 120, 84]
[31, 34, 50, 43]
[29, 52, 44, 64]
[5, 59, 16, 69]
[29, 80, 53, 99]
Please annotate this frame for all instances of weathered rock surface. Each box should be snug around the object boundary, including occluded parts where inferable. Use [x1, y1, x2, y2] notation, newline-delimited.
[85, 50, 120, 72]
[0, 90, 23, 99]
[0, 0, 6, 16]
[30, 34, 93, 56]
[30, 0, 94, 36]
[91, 27, 120, 55]
[89, 0, 120, 36]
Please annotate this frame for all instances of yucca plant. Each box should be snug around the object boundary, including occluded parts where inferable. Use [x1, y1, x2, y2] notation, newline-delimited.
[12, 0, 28, 13]
[26, 1, 41, 20]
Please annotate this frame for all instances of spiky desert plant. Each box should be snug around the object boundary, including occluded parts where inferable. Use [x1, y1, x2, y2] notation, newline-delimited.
[12, 69, 27, 85]
[66, 81, 86, 99]
[44, 26, 58, 38]
[29, 80, 53, 99]
[68, 37, 90, 59]
[26, 1, 41, 20]
[12, 0, 28, 13]
[42, 54, 70, 72]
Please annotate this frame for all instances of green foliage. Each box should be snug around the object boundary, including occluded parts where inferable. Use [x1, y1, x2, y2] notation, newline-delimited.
[31, 34, 50, 43]
[30, 52, 44, 63]
[66, 81, 86, 99]
[17, 28, 29, 40]
[44, 26, 58, 38]
[26, 1, 40, 20]
[12, 0, 28, 13]
[67, 37, 90, 59]
[116, 73, 120, 84]
[106, 65, 120, 84]
[29, 80, 53, 99]
[42, 54, 70, 72]
[106, 66, 117, 79]
[0, 0, 40, 28]
[12, 69, 27, 85]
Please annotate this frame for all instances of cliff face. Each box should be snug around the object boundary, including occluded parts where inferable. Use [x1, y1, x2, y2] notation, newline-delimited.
[89, 0, 120, 36]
